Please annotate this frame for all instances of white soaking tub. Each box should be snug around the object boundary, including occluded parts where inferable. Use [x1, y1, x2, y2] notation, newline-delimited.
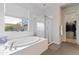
[6, 36, 40, 47]
[3, 36, 48, 55]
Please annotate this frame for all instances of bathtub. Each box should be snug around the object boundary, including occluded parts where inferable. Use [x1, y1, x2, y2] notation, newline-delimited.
[6, 36, 40, 47]
[4, 36, 48, 55]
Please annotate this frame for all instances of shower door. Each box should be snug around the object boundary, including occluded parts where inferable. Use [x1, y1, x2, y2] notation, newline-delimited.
[36, 22, 45, 37]
[45, 18, 52, 44]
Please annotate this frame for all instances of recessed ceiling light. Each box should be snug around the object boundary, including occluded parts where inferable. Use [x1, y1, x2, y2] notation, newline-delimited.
[43, 4, 46, 7]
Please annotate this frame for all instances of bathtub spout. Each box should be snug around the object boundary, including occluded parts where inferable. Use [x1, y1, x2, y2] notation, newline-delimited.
[9, 42, 14, 50]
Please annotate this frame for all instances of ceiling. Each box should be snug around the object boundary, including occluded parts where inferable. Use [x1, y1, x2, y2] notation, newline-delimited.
[16, 3, 65, 17]
[5, 3, 77, 19]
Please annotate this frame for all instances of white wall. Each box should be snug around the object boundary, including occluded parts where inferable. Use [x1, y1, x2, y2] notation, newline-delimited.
[0, 3, 4, 36]
[5, 3, 28, 19]
[51, 5, 61, 44]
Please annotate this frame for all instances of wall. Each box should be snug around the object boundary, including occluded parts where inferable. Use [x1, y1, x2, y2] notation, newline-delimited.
[0, 3, 4, 36]
[5, 3, 28, 18]
[46, 4, 65, 44]
[51, 5, 61, 44]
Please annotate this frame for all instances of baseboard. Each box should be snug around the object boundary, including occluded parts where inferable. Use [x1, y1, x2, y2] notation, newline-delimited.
[48, 41, 61, 46]
[48, 42, 54, 46]
[48, 42, 61, 51]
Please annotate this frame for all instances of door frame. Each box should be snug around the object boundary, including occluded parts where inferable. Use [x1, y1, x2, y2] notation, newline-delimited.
[63, 11, 77, 44]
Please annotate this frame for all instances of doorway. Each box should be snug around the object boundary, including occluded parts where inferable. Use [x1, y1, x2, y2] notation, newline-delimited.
[64, 13, 77, 44]
[66, 21, 76, 43]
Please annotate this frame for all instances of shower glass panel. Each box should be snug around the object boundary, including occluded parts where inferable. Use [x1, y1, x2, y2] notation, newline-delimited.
[36, 22, 45, 37]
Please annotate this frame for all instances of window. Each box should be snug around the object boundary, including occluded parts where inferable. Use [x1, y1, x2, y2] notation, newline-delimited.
[5, 16, 30, 32]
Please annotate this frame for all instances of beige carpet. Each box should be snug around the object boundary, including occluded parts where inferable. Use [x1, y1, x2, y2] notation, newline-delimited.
[42, 42, 79, 55]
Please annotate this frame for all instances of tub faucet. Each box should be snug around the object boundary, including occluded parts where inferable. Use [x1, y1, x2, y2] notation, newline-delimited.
[9, 42, 14, 50]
